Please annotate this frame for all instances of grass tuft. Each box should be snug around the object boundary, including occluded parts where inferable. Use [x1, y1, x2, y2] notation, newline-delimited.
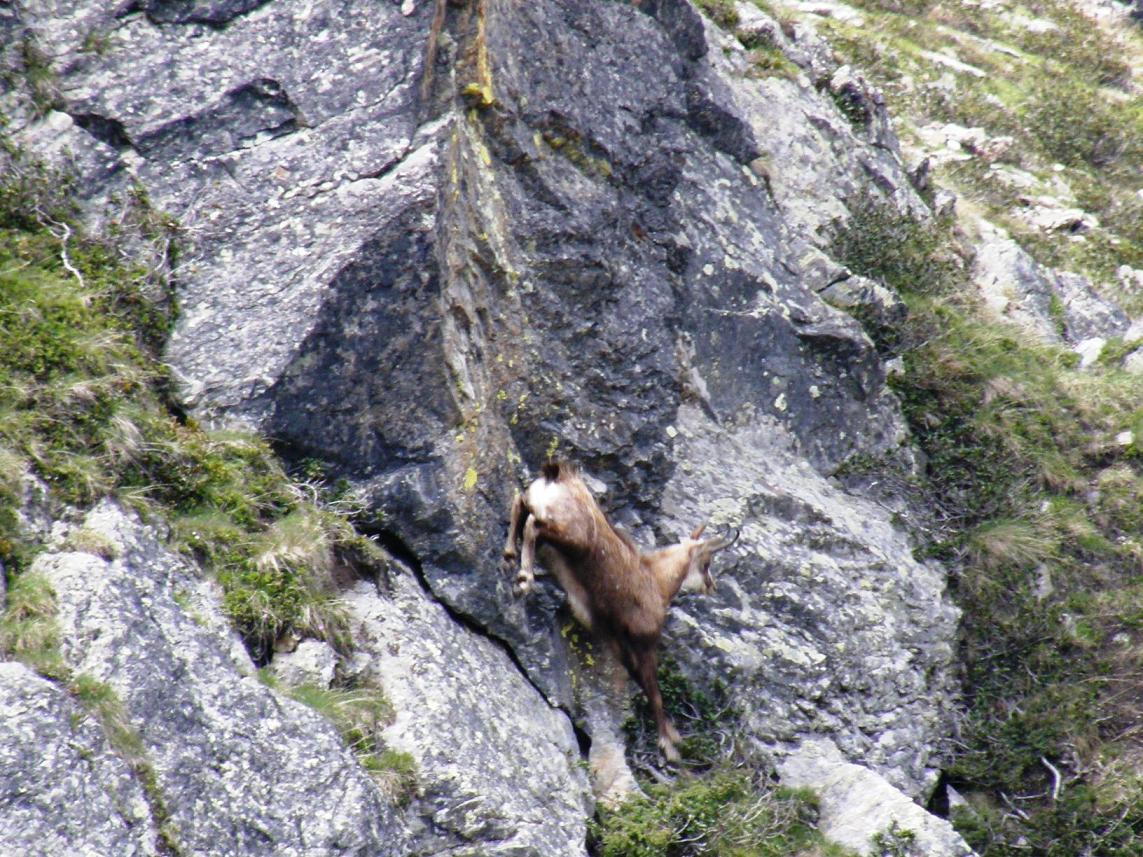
[258, 669, 418, 804]
[590, 770, 852, 857]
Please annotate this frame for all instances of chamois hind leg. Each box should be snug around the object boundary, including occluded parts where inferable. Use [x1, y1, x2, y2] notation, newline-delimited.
[622, 639, 681, 762]
[515, 513, 539, 596]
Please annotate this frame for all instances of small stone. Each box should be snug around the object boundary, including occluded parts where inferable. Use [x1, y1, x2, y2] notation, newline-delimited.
[271, 640, 338, 688]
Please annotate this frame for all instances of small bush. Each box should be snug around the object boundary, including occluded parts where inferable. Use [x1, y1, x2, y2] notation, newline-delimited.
[828, 192, 963, 298]
[1021, 78, 1142, 172]
[591, 772, 849, 857]
[696, 0, 740, 30]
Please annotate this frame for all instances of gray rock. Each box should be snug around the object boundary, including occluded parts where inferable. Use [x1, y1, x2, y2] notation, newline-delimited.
[342, 574, 591, 856]
[0, 661, 158, 857]
[818, 271, 908, 334]
[973, 220, 1129, 347]
[34, 501, 410, 857]
[270, 639, 337, 688]
[659, 406, 958, 799]
[778, 737, 975, 856]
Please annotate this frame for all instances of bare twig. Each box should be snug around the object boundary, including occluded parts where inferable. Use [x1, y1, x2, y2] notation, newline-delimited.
[1000, 791, 1030, 820]
[1041, 756, 1062, 802]
[38, 211, 85, 291]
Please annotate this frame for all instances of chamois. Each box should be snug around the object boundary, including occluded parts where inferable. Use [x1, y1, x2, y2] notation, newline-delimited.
[503, 461, 738, 761]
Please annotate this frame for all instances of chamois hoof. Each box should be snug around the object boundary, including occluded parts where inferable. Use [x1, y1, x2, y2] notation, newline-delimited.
[659, 736, 682, 764]
[500, 553, 518, 578]
[514, 573, 534, 597]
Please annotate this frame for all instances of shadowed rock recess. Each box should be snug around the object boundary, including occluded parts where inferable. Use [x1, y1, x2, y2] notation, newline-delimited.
[3, 0, 968, 854]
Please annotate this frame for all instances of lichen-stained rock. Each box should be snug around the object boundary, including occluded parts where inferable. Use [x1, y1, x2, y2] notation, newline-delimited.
[33, 501, 410, 857]
[973, 219, 1130, 349]
[342, 574, 591, 857]
[8, 0, 439, 429]
[0, 661, 158, 857]
[658, 406, 960, 799]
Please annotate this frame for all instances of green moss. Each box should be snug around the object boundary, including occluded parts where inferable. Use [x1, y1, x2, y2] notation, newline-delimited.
[695, 0, 740, 30]
[591, 772, 852, 857]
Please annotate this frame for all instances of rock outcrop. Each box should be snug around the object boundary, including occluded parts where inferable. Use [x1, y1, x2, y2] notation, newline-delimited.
[973, 219, 1132, 361]
[30, 501, 411, 856]
[779, 737, 974, 857]
[0, 661, 159, 857]
[342, 575, 591, 856]
[3, 0, 970, 851]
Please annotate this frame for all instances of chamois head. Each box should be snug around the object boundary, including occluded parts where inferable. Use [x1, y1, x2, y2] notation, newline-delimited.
[657, 522, 740, 600]
[684, 523, 740, 593]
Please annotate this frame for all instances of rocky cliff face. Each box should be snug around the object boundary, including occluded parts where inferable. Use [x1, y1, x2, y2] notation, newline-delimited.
[2, 0, 975, 854]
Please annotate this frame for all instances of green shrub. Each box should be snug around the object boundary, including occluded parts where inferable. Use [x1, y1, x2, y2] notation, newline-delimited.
[696, 0, 740, 30]
[591, 771, 850, 857]
[1021, 78, 1142, 172]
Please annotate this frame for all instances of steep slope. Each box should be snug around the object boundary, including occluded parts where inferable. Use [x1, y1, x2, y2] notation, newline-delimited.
[0, 0, 1048, 854]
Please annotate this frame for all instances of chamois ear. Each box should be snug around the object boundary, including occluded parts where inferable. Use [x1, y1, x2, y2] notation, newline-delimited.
[690, 521, 707, 540]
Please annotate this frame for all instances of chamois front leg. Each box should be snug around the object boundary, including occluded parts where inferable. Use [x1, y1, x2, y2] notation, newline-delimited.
[515, 513, 540, 597]
[502, 491, 527, 570]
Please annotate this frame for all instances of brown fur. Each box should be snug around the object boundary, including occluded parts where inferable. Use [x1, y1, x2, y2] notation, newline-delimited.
[503, 461, 737, 761]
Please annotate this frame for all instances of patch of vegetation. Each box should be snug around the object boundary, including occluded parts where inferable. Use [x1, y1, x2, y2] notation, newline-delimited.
[10, 36, 62, 117]
[591, 770, 852, 857]
[1021, 77, 1143, 173]
[827, 85, 871, 128]
[0, 140, 363, 664]
[696, 0, 740, 30]
[258, 670, 418, 805]
[831, 194, 1143, 855]
[623, 656, 738, 768]
[828, 191, 962, 301]
[870, 821, 920, 857]
[605, 654, 852, 855]
[0, 570, 66, 679]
